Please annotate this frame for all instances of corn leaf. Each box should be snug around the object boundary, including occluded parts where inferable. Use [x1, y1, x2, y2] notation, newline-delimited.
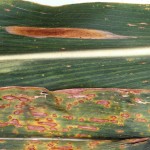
[0, 0, 150, 55]
[0, 0, 150, 149]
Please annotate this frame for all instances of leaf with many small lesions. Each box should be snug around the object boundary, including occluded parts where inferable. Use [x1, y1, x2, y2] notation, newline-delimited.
[0, 87, 150, 149]
[1, 86, 150, 139]
[0, 138, 150, 150]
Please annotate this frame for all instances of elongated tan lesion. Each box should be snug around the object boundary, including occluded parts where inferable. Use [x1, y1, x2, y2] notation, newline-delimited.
[5, 26, 136, 39]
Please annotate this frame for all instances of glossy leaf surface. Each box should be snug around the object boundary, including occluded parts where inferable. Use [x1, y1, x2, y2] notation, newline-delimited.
[0, 57, 150, 90]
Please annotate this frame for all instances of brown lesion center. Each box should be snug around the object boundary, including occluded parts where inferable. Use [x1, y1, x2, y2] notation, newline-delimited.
[5, 26, 132, 39]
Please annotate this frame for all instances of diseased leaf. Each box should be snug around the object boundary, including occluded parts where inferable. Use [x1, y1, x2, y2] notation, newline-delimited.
[0, 138, 150, 150]
[1, 87, 150, 139]
[0, 1, 150, 149]
[0, 0, 150, 54]
[5, 26, 134, 39]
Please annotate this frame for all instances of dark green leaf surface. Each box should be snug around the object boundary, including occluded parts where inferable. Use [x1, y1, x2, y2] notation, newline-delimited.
[0, 57, 150, 90]
[0, 0, 150, 55]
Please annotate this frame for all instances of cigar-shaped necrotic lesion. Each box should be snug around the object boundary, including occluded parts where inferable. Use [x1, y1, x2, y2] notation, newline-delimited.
[5, 26, 136, 39]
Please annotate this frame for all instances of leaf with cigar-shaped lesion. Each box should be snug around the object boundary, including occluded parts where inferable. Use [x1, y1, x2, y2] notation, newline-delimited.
[5, 26, 135, 39]
[0, 0, 150, 55]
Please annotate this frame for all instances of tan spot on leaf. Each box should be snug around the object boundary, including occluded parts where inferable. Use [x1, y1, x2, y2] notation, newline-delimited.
[5, 26, 135, 39]
[4, 8, 11, 12]
[139, 22, 148, 25]
[127, 23, 136, 27]
[27, 125, 45, 132]
[2, 95, 17, 100]
[116, 130, 124, 133]
[78, 125, 98, 131]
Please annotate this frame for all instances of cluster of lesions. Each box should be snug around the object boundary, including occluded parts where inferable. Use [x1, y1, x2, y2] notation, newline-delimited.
[24, 141, 75, 150]
[0, 94, 34, 128]
[0, 92, 60, 134]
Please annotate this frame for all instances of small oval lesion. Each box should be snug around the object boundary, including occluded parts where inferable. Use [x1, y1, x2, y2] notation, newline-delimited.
[5, 26, 136, 39]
